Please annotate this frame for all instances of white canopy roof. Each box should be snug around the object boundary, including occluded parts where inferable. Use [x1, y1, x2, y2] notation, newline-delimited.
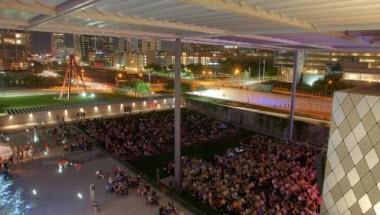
[1, 0, 380, 51]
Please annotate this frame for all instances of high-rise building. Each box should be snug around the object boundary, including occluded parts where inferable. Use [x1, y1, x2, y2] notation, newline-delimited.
[51, 33, 65, 62]
[0, 29, 31, 70]
[74, 35, 116, 66]
[74, 35, 91, 62]
[74, 35, 161, 69]
[124, 38, 160, 69]
[274, 50, 380, 84]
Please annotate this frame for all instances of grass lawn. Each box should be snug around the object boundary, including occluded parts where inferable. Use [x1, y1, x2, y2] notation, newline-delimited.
[0, 93, 130, 113]
[129, 130, 253, 215]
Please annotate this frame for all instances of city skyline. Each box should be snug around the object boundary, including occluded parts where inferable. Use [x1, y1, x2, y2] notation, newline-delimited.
[2, 1, 380, 214]
[31, 31, 74, 53]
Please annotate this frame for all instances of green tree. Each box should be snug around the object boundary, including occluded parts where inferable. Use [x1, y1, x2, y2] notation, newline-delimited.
[186, 64, 204, 75]
[30, 61, 44, 74]
[145, 63, 161, 71]
[219, 57, 278, 79]
[23, 74, 62, 88]
[304, 74, 350, 95]
[131, 81, 151, 96]
[164, 80, 191, 93]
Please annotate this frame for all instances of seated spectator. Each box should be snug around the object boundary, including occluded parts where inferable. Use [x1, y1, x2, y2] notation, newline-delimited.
[79, 110, 236, 161]
[178, 134, 321, 214]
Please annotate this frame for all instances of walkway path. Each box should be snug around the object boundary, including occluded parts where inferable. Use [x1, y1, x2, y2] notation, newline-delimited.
[190, 87, 332, 117]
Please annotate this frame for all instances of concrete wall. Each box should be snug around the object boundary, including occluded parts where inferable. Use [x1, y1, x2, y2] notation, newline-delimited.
[1, 97, 176, 130]
[187, 99, 329, 146]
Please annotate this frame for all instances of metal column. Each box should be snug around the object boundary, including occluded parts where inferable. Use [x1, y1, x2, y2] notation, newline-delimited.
[288, 50, 305, 142]
[174, 38, 182, 188]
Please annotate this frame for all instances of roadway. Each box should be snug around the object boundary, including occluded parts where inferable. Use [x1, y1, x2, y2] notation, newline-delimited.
[189, 88, 332, 120]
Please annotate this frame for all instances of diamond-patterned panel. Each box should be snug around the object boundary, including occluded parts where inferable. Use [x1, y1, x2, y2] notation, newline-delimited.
[356, 97, 370, 118]
[322, 90, 380, 215]
[371, 100, 380, 122]
[364, 95, 379, 108]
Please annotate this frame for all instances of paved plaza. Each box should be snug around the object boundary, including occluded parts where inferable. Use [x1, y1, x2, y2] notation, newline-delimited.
[12, 156, 161, 215]
[4, 127, 190, 215]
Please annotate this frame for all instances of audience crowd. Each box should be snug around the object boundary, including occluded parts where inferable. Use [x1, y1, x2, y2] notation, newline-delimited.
[98, 167, 184, 215]
[74, 110, 321, 214]
[179, 134, 321, 215]
[51, 124, 93, 152]
[79, 110, 236, 160]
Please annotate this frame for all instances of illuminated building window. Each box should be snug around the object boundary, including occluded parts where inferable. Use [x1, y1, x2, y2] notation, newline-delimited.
[343, 73, 380, 82]
[359, 59, 375, 63]
[4, 38, 15, 44]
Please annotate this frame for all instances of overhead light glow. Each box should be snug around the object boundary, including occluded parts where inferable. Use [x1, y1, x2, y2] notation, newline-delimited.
[81, 92, 87, 97]
[32, 189, 38, 196]
[77, 193, 83, 199]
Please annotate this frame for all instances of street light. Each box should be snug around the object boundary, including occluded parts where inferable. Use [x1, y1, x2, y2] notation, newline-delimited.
[234, 69, 240, 75]
[324, 80, 333, 96]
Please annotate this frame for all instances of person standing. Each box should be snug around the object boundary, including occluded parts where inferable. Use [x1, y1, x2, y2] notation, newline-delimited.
[28, 145, 33, 160]
[3, 159, 10, 180]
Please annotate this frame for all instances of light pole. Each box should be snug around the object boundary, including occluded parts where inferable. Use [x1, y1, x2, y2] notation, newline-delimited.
[148, 69, 151, 84]
[1, 73, 5, 97]
[262, 59, 266, 81]
[258, 59, 261, 81]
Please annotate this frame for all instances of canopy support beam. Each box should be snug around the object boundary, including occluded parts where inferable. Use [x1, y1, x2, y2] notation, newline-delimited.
[288, 49, 305, 142]
[26, 0, 103, 29]
[174, 38, 182, 188]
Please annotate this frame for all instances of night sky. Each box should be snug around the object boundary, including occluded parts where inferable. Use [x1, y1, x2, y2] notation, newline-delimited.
[31, 32, 73, 53]
[31, 31, 51, 53]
